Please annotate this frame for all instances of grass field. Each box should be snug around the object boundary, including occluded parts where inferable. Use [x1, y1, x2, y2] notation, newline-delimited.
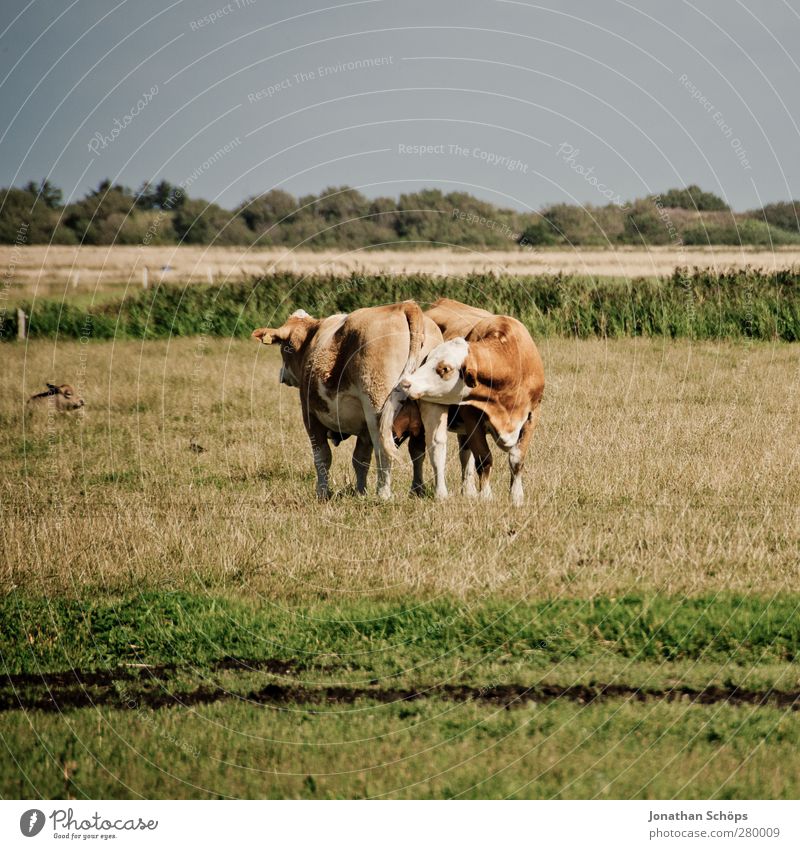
[1, 333, 799, 798]
[5, 244, 800, 298]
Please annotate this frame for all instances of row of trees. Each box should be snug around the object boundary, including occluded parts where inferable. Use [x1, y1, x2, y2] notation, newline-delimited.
[2, 179, 799, 248]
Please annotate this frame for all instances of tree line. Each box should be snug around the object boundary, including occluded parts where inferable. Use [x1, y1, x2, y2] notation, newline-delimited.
[2, 179, 799, 248]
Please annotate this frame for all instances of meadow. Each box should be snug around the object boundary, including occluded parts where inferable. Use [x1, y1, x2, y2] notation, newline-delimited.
[1, 320, 798, 797]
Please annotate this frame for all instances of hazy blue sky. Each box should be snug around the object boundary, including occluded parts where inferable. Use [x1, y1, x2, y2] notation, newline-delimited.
[1, 0, 798, 211]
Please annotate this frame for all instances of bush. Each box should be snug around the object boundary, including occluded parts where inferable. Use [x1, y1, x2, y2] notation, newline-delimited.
[754, 202, 800, 234]
[657, 185, 729, 211]
[0, 188, 62, 244]
[682, 219, 800, 246]
[624, 202, 672, 245]
[519, 219, 558, 246]
[172, 199, 251, 246]
[3, 269, 797, 343]
[537, 203, 617, 246]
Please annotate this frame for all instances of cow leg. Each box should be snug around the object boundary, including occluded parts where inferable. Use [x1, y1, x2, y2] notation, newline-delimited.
[352, 435, 372, 495]
[364, 408, 393, 500]
[420, 401, 449, 500]
[507, 443, 523, 507]
[508, 405, 540, 507]
[458, 407, 492, 499]
[307, 417, 333, 500]
[409, 431, 426, 497]
[458, 434, 478, 497]
[474, 438, 494, 500]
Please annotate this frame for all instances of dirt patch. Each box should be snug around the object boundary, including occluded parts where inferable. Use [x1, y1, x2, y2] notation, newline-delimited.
[2, 665, 799, 713]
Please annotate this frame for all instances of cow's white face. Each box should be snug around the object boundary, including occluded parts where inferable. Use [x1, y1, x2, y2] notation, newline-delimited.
[400, 338, 470, 403]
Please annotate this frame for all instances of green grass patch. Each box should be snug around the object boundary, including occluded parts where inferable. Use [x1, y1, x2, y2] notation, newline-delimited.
[2, 695, 798, 798]
[3, 592, 798, 676]
[4, 593, 799, 799]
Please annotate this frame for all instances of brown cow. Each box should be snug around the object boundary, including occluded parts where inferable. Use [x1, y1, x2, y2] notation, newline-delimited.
[387, 298, 545, 506]
[253, 302, 442, 499]
[26, 383, 85, 413]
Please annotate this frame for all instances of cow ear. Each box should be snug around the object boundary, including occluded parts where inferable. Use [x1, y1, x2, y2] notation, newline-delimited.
[460, 349, 479, 388]
[460, 364, 478, 388]
[251, 327, 287, 345]
[46, 382, 58, 391]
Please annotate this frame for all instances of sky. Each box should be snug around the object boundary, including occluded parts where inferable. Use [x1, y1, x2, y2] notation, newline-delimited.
[1, 0, 799, 212]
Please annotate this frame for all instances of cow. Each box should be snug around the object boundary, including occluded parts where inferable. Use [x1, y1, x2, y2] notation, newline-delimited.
[26, 383, 85, 413]
[252, 301, 443, 500]
[384, 298, 544, 506]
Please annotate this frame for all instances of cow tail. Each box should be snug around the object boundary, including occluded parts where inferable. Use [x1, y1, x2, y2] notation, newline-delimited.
[379, 386, 403, 461]
[401, 300, 425, 375]
[379, 301, 424, 461]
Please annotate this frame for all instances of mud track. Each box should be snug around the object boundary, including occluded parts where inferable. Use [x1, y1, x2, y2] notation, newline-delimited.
[1, 656, 298, 690]
[2, 661, 799, 713]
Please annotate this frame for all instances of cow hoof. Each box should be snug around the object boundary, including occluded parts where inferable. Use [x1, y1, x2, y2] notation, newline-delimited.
[409, 485, 426, 498]
[434, 489, 449, 501]
[462, 485, 479, 498]
[377, 488, 392, 501]
[479, 487, 494, 502]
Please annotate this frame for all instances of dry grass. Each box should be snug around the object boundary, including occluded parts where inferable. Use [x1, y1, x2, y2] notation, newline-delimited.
[1, 336, 798, 599]
[5, 244, 800, 298]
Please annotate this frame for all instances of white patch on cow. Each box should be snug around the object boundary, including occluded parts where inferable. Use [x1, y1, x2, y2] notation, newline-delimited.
[400, 338, 469, 404]
[314, 379, 366, 435]
[509, 443, 525, 506]
[496, 416, 528, 449]
[419, 401, 450, 500]
[290, 309, 311, 319]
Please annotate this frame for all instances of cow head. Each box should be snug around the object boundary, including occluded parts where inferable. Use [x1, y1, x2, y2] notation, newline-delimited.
[398, 337, 474, 404]
[48, 383, 85, 411]
[391, 398, 423, 446]
[252, 309, 318, 388]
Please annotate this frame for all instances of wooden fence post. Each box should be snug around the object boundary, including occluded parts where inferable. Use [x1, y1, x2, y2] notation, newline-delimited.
[142, 267, 149, 290]
[17, 308, 26, 340]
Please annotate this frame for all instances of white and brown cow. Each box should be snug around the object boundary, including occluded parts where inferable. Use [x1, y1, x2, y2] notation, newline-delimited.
[385, 298, 545, 506]
[253, 301, 442, 499]
[26, 383, 85, 413]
